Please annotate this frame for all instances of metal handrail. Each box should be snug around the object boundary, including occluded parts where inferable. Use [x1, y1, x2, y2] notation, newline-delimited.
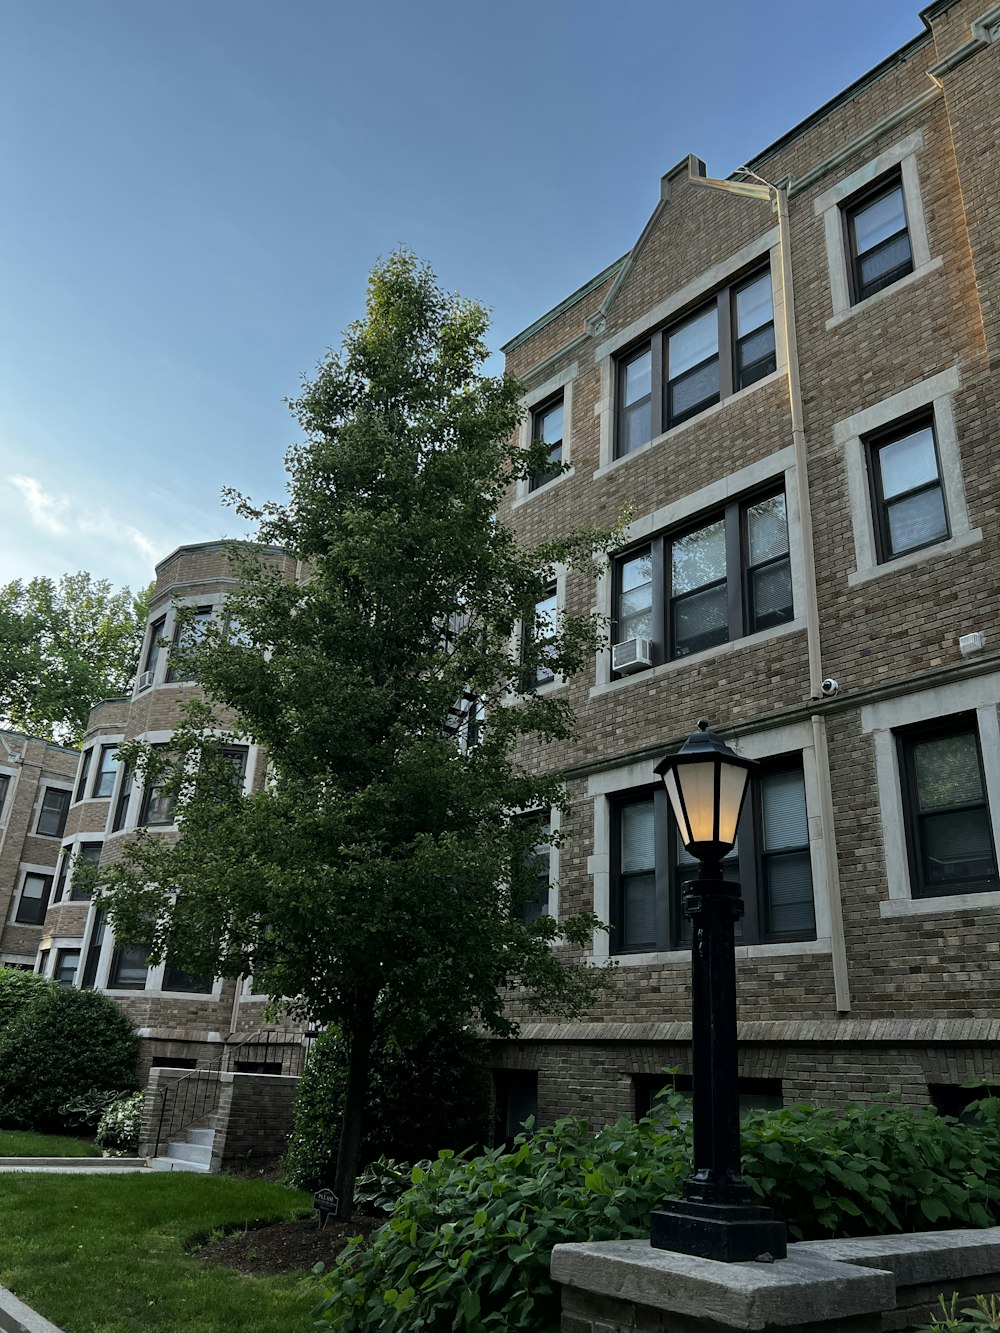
[151, 1026, 313, 1159]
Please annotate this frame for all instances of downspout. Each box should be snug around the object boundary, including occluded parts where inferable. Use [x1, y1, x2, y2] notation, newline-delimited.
[689, 168, 851, 1012]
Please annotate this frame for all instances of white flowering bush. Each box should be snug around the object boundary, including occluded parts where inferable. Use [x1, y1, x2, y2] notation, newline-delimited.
[96, 1091, 144, 1157]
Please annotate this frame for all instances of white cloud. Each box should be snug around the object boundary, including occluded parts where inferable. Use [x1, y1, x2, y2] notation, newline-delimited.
[9, 473, 71, 536]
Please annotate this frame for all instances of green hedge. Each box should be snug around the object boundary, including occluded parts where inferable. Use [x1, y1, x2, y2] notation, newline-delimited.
[0, 967, 55, 1030]
[315, 1094, 1000, 1333]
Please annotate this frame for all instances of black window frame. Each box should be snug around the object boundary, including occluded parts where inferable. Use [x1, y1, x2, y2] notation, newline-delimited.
[53, 948, 81, 987]
[611, 486, 793, 671]
[35, 787, 70, 838]
[0, 773, 8, 821]
[614, 264, 775, 458]
[69, 841, 102, 902]
[609, 755, 816, 954]
[91, 744, 119, 799]
[112, 762, 133, 833]
[15, 872, 52, 925]
[843, 171, 913, 306]
[521, 583, 558, 690]
[865, 412, 949, 564]
[143, 615, 167, 678]
[897, 716, 999, 900]
[106, 941, 150, 991]
[138, 746, 176, 828]
[514, 810, 551, 924]
[75, 748, 93, 802]
[528, 394, 565, 492]
[166, 605, 214, 683]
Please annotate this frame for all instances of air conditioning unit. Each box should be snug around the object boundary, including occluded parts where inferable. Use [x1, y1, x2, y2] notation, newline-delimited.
[136, 670, 155, 692]
[612, 638, 653, 674]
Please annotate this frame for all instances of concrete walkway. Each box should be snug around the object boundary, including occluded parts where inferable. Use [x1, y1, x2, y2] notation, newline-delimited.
[0, 1156, 149, 1173]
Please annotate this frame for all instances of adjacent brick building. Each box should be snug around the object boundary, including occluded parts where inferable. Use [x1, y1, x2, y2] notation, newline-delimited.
[494, 0, 1000, 1134]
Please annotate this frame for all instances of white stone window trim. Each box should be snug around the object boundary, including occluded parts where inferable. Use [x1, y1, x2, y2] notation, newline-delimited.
[513, 365, 577, 508]
[74, 735, 125, 806]
[813, 129, 938, 328]
[594, 230, 785, 474]
[593, 447, 806, 692]
[862, 674, 1000, 918]
[0, 952, 34, 969]
[47, 936, 84, 985]
[586, 720, 833, 965]
[0, 762, 18, 826]
[54, 833, 105, 904]
[10, 862, 56, 926]
[160, 595, 220, 691]
[32, 783, 73, 838]
[833, 366, 980, 587]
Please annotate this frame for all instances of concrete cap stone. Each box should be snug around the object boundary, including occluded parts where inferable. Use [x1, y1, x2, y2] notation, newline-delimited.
[797, 1228, 1000, 1288]
[550, 1240, 896, 1330]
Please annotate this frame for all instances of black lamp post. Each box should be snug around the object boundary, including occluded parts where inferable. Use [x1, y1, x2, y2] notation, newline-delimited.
[649, 720, 787, 1263]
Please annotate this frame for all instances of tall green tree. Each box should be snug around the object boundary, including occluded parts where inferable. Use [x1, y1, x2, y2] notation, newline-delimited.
[0, 573, 151, 746]
[97, 252, 617, 1216]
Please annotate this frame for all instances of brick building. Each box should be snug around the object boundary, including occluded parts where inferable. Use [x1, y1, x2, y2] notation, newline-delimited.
[0, 730, 78, 971]
[493, 0, 1000, 1134]
[33, 540, 303, 1077]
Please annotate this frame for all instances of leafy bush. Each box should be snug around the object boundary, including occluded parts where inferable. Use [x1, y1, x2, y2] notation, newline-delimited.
[315, 1094, 1000, 1333]
[96, 1092, 144, 1156]
[59, 1089, 123, 1130]
[0, 987, 139, 1131]
[921, 1293, 1000, 1332]
[0, 967, 55, 1030]
[354, 1156, 431, 1214]
[285, 1023, 492, 1191]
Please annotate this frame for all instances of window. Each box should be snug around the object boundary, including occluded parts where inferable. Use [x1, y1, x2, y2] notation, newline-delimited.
[15, 873, 52, 925]
[615, 267, 774, 455]
[138, 748, 176, 827]
[613, 490, 792, 669]
[610, 759, 815, 953]
[515, 814, 550, 923]
[54, 851, 69, 903]
[36, 948, 49, 977]
[107, 942, 149, 990]
[529, 396, 564, 491]
[493, 1070, 538, 1148]
[112, 763, 133, 832]
[92, 744, 119, 799]
[635, 1074, 782, 1124]
[844, 174, 912, 304]
[162, 960, 214, 993]
[928, 1083, 1000, 1121]
[151, 1057, 197, 1070]
[166, 605, 213, 682]
[0, 773, 8, 821]
[867, 416, 948, 563]
[80, 909, 107, 989]
[898, 720, 998, 899]
[522, 585, 557, 688]
[143, 616, 167, 680]
[36, 787, 70, 837]
[54, 949, 80, 987]
[69, 842, 101, 902]
[75, 748, 93, 802]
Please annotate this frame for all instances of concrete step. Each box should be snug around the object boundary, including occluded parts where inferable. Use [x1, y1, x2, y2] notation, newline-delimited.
[167, 1141, 211, 1166]
[148, 1156, 210, 1173]
[186, 1128, 214, 1148]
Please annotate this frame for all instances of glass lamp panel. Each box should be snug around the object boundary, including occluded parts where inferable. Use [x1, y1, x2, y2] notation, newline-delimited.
[671, 762, 719, 847]
[736, 273, 773, 335]
[914, 732, 983, 810]
[716, 761, 750, 848]
[853, 185, 906, 253]
[886, 488, 947, 554]
[878, 427, 937, 499]
[668, 306, 718, 377]
[624, 349, 651, 406]
[672, 519, 726, 594]
[747, 494, 789, 564]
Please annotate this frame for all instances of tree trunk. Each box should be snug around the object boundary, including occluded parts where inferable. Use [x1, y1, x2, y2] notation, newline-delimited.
[333, 1001, 375, 1220]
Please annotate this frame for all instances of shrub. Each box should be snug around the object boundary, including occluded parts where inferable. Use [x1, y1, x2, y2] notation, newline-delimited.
[315, 1095, 1000, 1333]
[285, 1023, 492, 1191]
[0, 987, 139, 1131]
[96, 1092, 144, 1156]
[0, 967, 55, 1030]
[921, 1293, 1000, 1332]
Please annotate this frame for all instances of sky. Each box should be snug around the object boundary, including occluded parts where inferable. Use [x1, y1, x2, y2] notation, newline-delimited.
[1, 0, 923, 593]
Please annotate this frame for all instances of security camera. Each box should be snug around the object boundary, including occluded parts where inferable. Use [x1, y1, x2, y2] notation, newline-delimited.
[820, 678, 839, 698]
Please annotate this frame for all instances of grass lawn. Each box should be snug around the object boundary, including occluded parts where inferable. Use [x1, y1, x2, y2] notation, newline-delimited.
[0, 1173, 318, 1333]
[0, 1129, 100, 1157]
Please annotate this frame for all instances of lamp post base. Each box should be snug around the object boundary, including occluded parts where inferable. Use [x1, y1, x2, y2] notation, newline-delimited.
[650, 1200, 787, 1263]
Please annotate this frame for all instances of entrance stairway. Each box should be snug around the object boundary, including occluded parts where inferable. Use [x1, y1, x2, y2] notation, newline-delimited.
[148, 1115, 216, 1173]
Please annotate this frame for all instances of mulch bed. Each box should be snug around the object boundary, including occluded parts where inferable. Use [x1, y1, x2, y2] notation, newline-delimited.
[197, 1212, 384, 1277]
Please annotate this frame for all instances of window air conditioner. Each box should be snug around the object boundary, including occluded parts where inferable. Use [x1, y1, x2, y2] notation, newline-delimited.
[612, 638, 653, 674]
[136, 670, 155, 692]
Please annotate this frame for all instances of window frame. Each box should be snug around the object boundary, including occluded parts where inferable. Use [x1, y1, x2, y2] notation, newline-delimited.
[53, 948, 81, 987]
[842, 171, 913, 307]
[614, 264, 775, 458]
[68, 842, 102, 902]
[528, 394, 565, 493]
[166, 604, 214, 683]
[521, 582, 559, 690]
[864, 412, 949, 565]
[612, 485, 793, 672]
[75, 748, 93, 803]
[91, 744, 120, 799]
[111, 762, 134, 833]
[15, 872, 53, 925]
[609, 755, 816, 954]
[138, 745, 176, 828]
[35, 786, 71, 838]
[106, 942, 150, 991]
[0, 773, 9, 822]
[896, 715, 999, 901]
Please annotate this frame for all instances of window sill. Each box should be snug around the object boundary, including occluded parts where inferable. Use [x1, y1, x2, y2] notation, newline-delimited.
[848, 527, 982, 587]
[825, 256, 943, 331]
[513, 466, 576, 509]
[594, 369, 784, 480]
[596, 937, 831, 967]
[591, 617, 805, 698]
[880, 890, 1000, 918]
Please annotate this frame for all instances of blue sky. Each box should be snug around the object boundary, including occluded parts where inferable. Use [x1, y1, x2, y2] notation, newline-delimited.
[1, 0, 921, 592]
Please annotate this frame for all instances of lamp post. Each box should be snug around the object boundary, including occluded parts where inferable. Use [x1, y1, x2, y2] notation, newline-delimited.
[650, 720, 787, 1263]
